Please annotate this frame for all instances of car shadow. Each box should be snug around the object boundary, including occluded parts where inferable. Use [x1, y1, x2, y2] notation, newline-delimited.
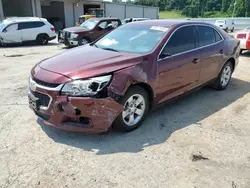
[0, 42, 60, 48]
[39, 78, 250, 155]
[240, 50, 250, 56]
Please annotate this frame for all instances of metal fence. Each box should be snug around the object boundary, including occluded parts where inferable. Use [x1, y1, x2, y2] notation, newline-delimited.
[162, 17, 250, 30]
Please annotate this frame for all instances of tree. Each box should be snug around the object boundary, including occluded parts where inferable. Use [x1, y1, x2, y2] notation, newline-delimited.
[235, 0, 246, 17]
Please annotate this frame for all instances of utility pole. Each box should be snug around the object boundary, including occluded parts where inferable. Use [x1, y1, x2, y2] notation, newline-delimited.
[232, 1, 237, 18]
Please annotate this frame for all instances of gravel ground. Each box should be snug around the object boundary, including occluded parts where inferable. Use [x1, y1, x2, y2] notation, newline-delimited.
[0, 41, 250, 188]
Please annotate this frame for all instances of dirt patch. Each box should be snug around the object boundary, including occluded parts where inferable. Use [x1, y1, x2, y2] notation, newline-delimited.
[192, 154, 209, 162]
[233, 104, 248, 114]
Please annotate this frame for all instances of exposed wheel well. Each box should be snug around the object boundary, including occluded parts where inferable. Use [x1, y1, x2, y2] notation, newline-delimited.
[36, 33, 49, 39]
[227, 57, 235, 71]
[131, 82, 154, 109]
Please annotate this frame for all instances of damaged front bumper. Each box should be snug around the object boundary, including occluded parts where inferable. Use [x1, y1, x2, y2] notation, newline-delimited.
[28, 81, 124, 133]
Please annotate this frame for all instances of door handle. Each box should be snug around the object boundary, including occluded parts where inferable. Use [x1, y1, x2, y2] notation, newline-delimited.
[219, 49, 223, 54]
[192, 58, 200, 64]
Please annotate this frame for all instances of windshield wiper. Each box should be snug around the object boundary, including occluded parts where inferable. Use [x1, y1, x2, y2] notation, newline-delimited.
[91, 43, 98, 48]
[101, 47, 119, 52]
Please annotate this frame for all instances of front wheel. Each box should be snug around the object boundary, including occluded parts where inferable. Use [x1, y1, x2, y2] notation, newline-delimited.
[113, 86, 149, 132]
[78, 38, 90, 46]
[213, 61, 233, 90]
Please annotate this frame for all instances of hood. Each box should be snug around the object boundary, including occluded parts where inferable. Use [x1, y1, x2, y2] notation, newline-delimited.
[64, 27, 90, 33]
[39, 45, 144, 80]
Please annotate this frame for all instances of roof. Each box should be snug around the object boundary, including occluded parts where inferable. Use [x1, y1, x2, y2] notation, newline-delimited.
[3, 17, 47, 24]
[89, 17, 120, 21]
[129, 19, 214, 28]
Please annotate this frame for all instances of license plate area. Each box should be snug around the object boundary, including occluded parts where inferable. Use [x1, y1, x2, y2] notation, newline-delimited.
[28, 93, 40, 111]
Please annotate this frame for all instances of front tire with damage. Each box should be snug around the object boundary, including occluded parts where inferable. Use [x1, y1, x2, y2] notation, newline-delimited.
[113, 86, 149, 132]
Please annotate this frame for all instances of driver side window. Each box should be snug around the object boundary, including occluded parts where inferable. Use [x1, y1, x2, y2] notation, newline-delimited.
[162, 26, 196, 56]
[97, 21, 108, 30]
[5, 24, 18, 32]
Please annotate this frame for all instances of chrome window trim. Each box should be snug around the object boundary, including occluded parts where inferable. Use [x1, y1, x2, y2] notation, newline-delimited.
[157, 23, 225, 61]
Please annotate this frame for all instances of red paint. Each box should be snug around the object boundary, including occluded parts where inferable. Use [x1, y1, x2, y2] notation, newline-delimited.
[29, 20, 240, 133]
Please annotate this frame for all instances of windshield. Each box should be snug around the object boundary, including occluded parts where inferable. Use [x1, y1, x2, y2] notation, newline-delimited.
[80, 19, 98, 29]
[94, 24, 168, 54]
[0, 23, 6, 31]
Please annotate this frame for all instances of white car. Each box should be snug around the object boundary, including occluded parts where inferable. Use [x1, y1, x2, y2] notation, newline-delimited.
[235, 26, 250, 54]
[0, 17, 56, 46]
[215, 19, 234, 32]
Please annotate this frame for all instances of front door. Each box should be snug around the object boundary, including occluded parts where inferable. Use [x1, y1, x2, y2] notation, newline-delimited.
[1, 23, 22, 43]
[92, 21, 110, 41]
[156, 25, 201, 104]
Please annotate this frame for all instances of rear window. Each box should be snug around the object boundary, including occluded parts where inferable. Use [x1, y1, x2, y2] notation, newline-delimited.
[19, 21, 45, 30]
[197, 26, 216, 47]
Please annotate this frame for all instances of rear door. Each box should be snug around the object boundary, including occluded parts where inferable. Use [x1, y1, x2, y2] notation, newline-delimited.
[19, 22, 45, 42]
[197, 25, 224, 84]
[1, 23, 22, 43]
[156, 25, 202, 103]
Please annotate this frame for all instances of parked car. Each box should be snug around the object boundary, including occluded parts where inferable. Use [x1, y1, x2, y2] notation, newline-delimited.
[28, 20, 240, 133]
[58, 18, 121, 47]
[0, 17, 56, 46]
[122, 18, 150, 24]
[214, 19, 234, 32]
[235, 26, 250, 54]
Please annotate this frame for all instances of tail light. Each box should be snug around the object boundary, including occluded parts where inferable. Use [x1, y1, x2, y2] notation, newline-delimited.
[50, 27, 55, 31]
[246, 33, 250, 49]
[237, 33, 246, 39]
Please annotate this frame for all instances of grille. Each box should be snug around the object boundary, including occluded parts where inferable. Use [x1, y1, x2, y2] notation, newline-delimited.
[32, 92, 50, 107]
[33, 78, 60, 88]
[62, 31, 71, 39]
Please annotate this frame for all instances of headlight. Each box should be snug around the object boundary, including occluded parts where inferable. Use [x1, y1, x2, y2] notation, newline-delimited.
[61, 75, 112, 96]
[71, 33, 78, 39]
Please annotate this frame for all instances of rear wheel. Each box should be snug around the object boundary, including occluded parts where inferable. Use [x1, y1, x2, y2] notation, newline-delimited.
[0, 38, 5, 46]
[113, 86, 149, 132]
[36, 34, 49, 45]
[213, 61, 233, 90]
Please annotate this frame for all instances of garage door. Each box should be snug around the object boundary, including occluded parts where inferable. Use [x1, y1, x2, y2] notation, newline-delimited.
[2, 0, 33, 17]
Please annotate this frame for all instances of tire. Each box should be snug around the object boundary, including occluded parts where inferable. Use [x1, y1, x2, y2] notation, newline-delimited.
[36, 34, 49, 45]
[113, 86, 149, 132]
[0, 38, 6, 47]
[231, 27, 234, 32]
[212, 61, 233, 90]
[78, 37, 90, 46]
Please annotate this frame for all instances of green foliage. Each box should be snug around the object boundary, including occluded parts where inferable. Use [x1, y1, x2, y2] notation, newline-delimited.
[133, 0, 250, 18]
[159, 10, 187, 18]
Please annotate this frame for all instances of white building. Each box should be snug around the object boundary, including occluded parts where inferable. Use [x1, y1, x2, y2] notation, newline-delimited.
[0, 0, 159, 28]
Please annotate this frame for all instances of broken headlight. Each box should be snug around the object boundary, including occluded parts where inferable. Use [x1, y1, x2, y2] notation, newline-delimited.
[61, 75, 111, 97]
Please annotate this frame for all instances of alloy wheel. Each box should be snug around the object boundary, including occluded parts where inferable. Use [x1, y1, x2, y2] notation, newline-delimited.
[122, 94, 146, 126]
[221, 65, 232, 87]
